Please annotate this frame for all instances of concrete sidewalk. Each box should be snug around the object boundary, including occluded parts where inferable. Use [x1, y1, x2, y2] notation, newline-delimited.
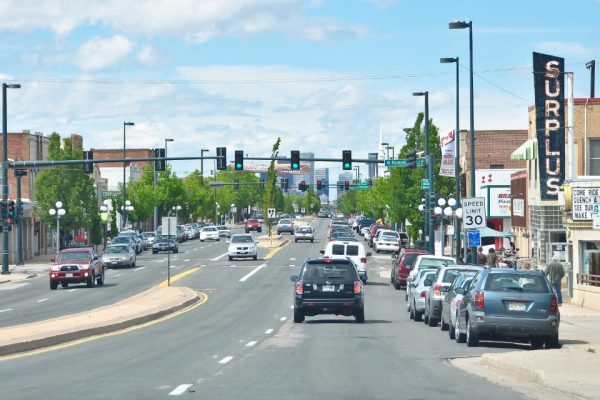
[0, 286, 201, 357]
[451, 303, 600, 400]
[0, 253, 54, 284]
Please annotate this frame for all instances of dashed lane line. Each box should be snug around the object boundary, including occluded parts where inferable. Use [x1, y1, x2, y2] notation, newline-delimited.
[239, 264, 266, 282]
[265, 329, 274, 335]
[246, 341, 257, 347]
[211, 252, 229, 261]
[0, 308, 12, 313]
[134, 267, 145, 272]
[280, 317, 287, 322]
[37, 298, 48, 303]
[219, 356, 234, 364]
[169, 384, 192, 396]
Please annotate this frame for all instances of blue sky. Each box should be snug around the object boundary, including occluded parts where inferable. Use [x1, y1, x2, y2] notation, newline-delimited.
[1, 0, 599, 187]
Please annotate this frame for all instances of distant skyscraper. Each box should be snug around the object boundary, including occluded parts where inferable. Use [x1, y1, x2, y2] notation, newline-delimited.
[368, 153, 378, 179]
[299, 152, 315, 188]
[315, 167, 329, 198]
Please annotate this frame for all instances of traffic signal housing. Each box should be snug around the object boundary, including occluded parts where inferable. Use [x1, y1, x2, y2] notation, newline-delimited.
[344, 181, 350, 191]
[317, 180, 322, 190]
[299, 180, 307, 191]
[291, 150, 300, 170]
[234, 150, 244, 171]
[7, 200, 15, 223]
[154, 148, 166, 171]
[406, 151, 417, 169]
[216, 147, 227, 170]
[83, 150, 94, 174]
[342, 150, 352, 170]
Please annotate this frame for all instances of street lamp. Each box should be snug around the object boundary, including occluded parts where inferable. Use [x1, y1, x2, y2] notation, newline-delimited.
[230, 203, 236, 225]
[2, 83, 20, 274]
[48, 201, 66, 252]
[100, 199, 114, 249]
[413, 91, 434, 254]
[172, 205, 182, 223]
[122, 121, 134, 230]
[122, 200, 134, 230]
[201, 149, 209, 178]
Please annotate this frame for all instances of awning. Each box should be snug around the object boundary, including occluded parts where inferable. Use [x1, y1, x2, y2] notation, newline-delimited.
[478, 227, 515, 238]
[510, 139, 538, 160]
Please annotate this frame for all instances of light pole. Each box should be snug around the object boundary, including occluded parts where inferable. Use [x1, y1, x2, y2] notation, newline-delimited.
[434, 197, 459, 257]
[172, 205, 182, 224]
[48, 201, 66, 252]
[2, 83, 20, 273]
[441, 56, 462, 261]
[354, 166, 361, 184]
[100, 199, 113, 249]
[230, 203, 236, 225]
[201, 149, 209, 178]
[413, 91, 434, 254]
[122, 121, 134, 230]
[122, 200, 134, 230]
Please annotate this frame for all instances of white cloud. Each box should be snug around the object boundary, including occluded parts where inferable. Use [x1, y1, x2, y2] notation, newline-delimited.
[136, 45, 161, 67]
[533, 41, 594, 58]
[77, 35, 134, 71]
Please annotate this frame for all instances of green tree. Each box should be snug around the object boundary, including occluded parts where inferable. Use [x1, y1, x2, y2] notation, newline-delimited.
[263, 138, 281, 236]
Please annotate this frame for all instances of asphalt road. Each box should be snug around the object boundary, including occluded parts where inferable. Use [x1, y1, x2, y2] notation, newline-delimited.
[0, 218, 528, 400]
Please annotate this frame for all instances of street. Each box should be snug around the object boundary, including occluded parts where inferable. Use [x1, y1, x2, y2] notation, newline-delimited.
[0, 219, 527, 400]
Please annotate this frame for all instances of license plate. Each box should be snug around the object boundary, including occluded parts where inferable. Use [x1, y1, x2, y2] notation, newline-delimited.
[322, 285, 335, 292]
[66, 273, 73, 277]
[508, 302, 526, 311]
[239, 252, 247, 254]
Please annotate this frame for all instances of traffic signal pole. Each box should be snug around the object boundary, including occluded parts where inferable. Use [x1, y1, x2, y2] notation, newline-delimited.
[16, 173, 23, 265]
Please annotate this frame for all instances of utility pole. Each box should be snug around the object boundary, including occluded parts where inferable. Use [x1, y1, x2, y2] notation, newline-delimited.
[587, 60, 595, 98]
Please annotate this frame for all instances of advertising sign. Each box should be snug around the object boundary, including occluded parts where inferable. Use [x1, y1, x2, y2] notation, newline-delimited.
[439, 130, 455, 177]
[512, 198, 525, 217]
[488, 186, 512, 218]
[572, 187, 600, 220]
[533, 52, 565, 201]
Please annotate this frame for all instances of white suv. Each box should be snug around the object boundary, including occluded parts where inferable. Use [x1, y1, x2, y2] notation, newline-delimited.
[228, 234, 258, 261]
[321, 240, 371, 283]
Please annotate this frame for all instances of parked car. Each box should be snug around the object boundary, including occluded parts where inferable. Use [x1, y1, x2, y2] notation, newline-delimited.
[152, 235, 179, 254]
[245, 218, 262, 233]
[441, 271, 478, 340]
[391, 248, 429, 290]
[184, 225, 196, 240]
[368, 224, 391, 248]
[317, 210, 329, 218]
[374, 234, 400, 254]
[407, 255, 456, 283]
[276, 218, 294, 235]
[423, 265, 483, 327]
[455, 269, 560, 349]
[294, 225, 314, 242]
[216, 225, 231, 238]
[49, 247, 104, 289]
[407, 269, 437, 322]
[228, 234, 258, 261]
[200, 226, 220, 241]
[141, 231, 156, 248]
[291, 258, 365, 323]
[356, 218, 376, 234]
[102, 244, 136, 268]
[321, 240, 370, 283]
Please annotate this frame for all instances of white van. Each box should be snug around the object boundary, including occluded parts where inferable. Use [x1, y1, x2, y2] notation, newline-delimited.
[321, 240, 371, 283]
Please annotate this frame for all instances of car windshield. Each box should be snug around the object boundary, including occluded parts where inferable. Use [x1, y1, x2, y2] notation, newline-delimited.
[297, 227, 312, 233]
[247, 219, 259, 224]
[485, 274, 549, 293]
[203, 227, 217, 232]
[105, 246, 129, 254]
[59, 252, 90, 262]
[232, 235, 254, 243]
[217, 226, 227, 230]
[157, 235, 176, 241]
[303, 263, 355, 279]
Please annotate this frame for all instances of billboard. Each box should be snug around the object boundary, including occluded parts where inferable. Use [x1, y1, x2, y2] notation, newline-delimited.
[533, 52, 565, 201]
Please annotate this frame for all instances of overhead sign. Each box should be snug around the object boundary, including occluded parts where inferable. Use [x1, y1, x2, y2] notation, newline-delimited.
[467, 230, 481, 247]
[420, 179, 430, 190]
[533, 52, 565, 201]
[462, 197, 487, 229]
[384, 158, 426, 167]
[571, 187, 600, 220]
[267, 208, 276, 218]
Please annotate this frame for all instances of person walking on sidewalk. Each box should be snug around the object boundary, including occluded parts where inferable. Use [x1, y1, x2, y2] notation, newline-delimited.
[486, 248, 498, 267]
[476, 247, 487, 265]
[545, 255, 565, 304]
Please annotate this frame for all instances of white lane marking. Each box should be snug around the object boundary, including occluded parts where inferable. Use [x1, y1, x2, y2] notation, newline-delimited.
[114, 273, 122, 277]
[37, 298, 49, 303]
[134, 267, 145, 272]
[246, 341, 257, 347]
[170, 265, 178, 269]
[200, 264, 207, 267]
[193, 248, 198, 251]
[290, 258, 296, 261]
[0, 308, 13, 313]
[280, 317, 287, 322]
[290, 305, 294, 309]
[184, 259, 191, 262]
[211, 252, 229, 261]
[168, 384, 192, 396]
[289, 264, 295, 267]
[265, 329, 274, 335]
[69, 289, 77, 292]
[239, 264, 266, 282]
[219, 356, 234, 364]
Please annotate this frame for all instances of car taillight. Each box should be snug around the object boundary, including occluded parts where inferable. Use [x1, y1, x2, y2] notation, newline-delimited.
[360, 257, 367, 264]
[434, 283, 442, 296]
[420, 290, 427, 298]
[295, 282, 303, 295]
[549, 295, 558, 312]
[354, 280, 362, 294]
[474, 291, 484, 309]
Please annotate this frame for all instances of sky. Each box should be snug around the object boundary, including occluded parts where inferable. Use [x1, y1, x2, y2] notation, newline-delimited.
[1, 0, 599, 193]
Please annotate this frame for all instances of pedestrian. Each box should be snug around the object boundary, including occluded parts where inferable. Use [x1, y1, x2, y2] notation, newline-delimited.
[487, 248, 498, 267]
[545, 255, 565, 305]
[476, 246, 487, 265]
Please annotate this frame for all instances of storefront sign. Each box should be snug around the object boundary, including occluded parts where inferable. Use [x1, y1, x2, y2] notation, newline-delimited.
[439, 130, 455, 177]
[533, 52, 565, 201]
[488, 186, 512, 218]
[512, 198, 525, 217]
[572, 187, 600, 220]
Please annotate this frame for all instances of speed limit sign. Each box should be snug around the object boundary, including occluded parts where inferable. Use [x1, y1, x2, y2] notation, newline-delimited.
[461, 197, 486, 229]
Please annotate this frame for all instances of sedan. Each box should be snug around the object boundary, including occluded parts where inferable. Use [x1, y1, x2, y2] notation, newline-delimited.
[200, 226, 220, 241]
[456, 269, 560, 349]
[441, 271, 478, 339]
[217, 225, 231, 238]
[228, 234, 258, 261]
[374, 235, 399, 253]
[152, 235, 179, 254]
[102, 244, 136, 268]
[294, 226, 314, 242]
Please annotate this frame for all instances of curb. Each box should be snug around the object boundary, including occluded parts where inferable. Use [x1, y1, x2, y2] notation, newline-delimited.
[0, 290, 201, 357]
[478, 354, 545, 385]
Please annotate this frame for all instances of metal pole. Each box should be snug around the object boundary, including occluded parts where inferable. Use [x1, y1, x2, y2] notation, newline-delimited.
[153, 168, 158, 230]
[587, 60, 595, 98]
[424, 93, 434, 255]
[454, 58, 462, 262]
[567, 72, 575, 180]
[56, 216, 60, 252]
[122, 122, 126, 231]
[2, 84, 10, 273]
[468, 22, 477, 265]
[16, 174, 22, 265]
[440, 215, 444, 256]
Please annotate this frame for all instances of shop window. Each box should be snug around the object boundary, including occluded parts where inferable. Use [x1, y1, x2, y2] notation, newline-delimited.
[490, 164, 504, 169]
[549, 231, 566, 243]
[581, 242, 600, 286]
[589, 139, 600, 175]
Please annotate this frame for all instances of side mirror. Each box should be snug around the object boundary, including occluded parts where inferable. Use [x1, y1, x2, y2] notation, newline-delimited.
[424, 279, 432, 287]
[408, 282, 416, 288]
[366, 252, 372, 257]
[440, 286, 450, 293]
[319, 249, 325, 254]
[290, 275, 298, 283]
[455, 288, 465, 295]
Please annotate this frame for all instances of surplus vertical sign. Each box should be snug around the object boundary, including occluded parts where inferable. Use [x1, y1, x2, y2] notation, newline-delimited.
[533, 52, 565, 201]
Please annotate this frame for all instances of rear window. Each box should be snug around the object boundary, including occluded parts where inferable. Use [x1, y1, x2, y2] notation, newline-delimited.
[442, 268, 463, 284]
[485, 274, 549, 293]
[303, 263, 356, 280]
[403, 254, 419, 267]
[331, 244, 345, 255]
[346, 245, 359, 256]
[420, 258, 454, 268]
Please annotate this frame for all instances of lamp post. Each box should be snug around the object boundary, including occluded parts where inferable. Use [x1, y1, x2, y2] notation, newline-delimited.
[440, 56, 462, 261]
[122, 200, 134, 230]
[100, 199, 113, 249]
[122, 121, 134, 230]
[433, 197, 459, 256]
[2, 83, 20, 274]
[413, 91, 434, 254]
[201, 149, 209, 178]
[172, 205, 182, 224]
[48, 201, 66, 252]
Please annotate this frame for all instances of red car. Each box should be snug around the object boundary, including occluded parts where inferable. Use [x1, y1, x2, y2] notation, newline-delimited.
[390, 248, 429, 290]
[49, 248, 105, 290]
[245, 218, 262, 233]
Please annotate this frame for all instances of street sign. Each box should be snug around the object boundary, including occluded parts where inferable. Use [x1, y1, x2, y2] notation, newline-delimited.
[209, 181, 224, 187]
[467, 230, 481, 247]
[420, 179, 430, 190]
[267, 208, 276, 218]
[384, 158, 426, 168]
[162, 217, 177, 235]
[462, 197, 487, 229]
[349, 183, 370, 191]
[593, 204, 600, 230]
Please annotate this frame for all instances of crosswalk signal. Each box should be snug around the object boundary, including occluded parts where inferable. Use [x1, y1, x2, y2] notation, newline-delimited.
[234, 150, 244, 171]
[83, 150, 94, 174]
[216, 147, 227, 170]
[154, 148, 166, 171]
[342, 150, 352, 170]
[406, 151, 417, 169]
[317, 180, 322, 190]
[299, 180, 307, 191]
[344, 181, 350, 191]
[291, 150, 300, 170]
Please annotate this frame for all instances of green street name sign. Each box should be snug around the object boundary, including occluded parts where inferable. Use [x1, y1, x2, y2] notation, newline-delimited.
[420, 179, 430, 189]
[384, 158, 426, 167]
[350, 183, 371, 190]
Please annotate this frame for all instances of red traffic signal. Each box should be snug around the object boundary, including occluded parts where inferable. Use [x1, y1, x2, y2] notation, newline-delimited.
[299, 180, 307, 191]
[344, 181, 350, 190]
[317, 180, 322, 190]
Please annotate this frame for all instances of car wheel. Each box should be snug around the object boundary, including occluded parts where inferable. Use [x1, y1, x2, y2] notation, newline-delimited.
[440, 315, 449, 331]
[87, 272, 96, 288]
[258, 229, 262, 233]
[132, 258, 136, 268]
[97, 269, 105, 286]
[310, 239, 313, 243]
[393, 279, 401, 290]
[61, 282, 69, 288]
[50, 280, 58, 290]
[428, 313, 437, 327]
[545, 334, 560, 349]
[466, 318, 478, 347]
[228, 256, 233, 261]
[293, 307, 305, 323]
[294, 239, 297, 243]
[245, 230, 249, 233]
[448, 319, 456, 340]
[423, 304, 429, 325]
[455, 316, 466, 343]
[217, 238, 220, 241]
[152, 250, 157, 254]
[409, 304, 415, 320]
[253, 255, 257, 261]
[530, 337, 544, 350]
[200, 239, 204, 242]
[354, 306, 365, 323]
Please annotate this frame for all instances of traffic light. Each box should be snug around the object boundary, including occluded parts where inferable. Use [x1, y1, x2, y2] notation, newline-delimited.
[8, 200, 15, 223]
[234, 179, 240, 190]
[14, 169, 27, 177]
[234, 150, 244, 171]
[83, 150, 94, 174]
[154, 148, 166, 171]
[317, 180, 322, 190]
[281, 178, 289, 190]
[406, 151, 417, 169]
[216, 147, 227, 170]
[291, 150, 300, 170]
[299, 180, 306, 191]
[344, 181, 350, 191]
[342, 150, 352, 170]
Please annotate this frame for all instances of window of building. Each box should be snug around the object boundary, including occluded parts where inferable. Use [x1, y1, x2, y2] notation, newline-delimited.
[490, 164, 504, 169]
[589, 139, 600, 175]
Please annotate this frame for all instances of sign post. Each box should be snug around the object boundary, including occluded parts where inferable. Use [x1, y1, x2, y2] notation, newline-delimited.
[462, 197, 486, 264]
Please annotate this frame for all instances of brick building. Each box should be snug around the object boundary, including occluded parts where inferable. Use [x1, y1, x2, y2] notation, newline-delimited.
[91, 148, 154, 193]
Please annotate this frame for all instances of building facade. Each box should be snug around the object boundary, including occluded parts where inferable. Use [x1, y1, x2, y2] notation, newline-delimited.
[314, 167, 329, 199]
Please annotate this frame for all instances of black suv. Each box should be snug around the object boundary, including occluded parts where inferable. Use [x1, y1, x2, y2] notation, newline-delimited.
[291, 258, 365, 323]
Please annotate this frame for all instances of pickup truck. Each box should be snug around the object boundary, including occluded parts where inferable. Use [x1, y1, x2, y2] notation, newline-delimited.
[49, 247, 105, 290]
[276, 218, 294, 235]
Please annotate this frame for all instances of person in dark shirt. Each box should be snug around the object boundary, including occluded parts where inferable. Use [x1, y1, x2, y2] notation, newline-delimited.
[487, 248, 498, 267]
[476, 246, 487, 265]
